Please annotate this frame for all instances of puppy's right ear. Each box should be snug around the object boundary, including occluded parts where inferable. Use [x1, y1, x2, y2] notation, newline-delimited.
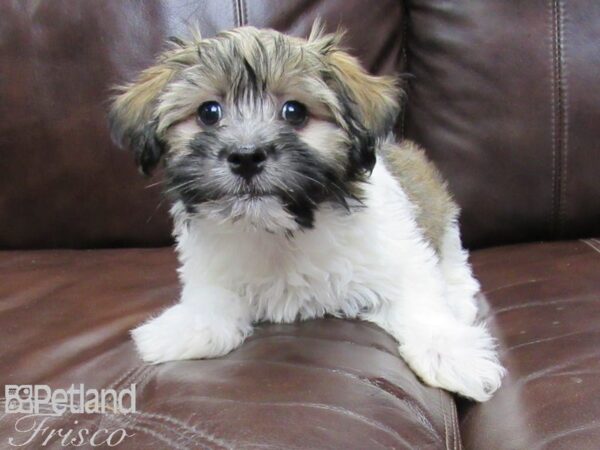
[109, 39, 199, 175]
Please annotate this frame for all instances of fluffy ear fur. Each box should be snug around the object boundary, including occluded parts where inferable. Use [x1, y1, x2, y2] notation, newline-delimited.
[325, 51, 400, 136]
[108, 39, 200, 175]
[309, 20, 401, 174]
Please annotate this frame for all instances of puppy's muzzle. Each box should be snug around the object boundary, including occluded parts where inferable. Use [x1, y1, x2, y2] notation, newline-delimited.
[227, 144, 267, 179]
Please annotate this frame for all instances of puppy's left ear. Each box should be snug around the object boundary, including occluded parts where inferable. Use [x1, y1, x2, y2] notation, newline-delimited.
[309, 24, 400, 173]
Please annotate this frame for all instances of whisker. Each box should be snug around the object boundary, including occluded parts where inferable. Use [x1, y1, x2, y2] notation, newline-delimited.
[145, 180, 164, 189]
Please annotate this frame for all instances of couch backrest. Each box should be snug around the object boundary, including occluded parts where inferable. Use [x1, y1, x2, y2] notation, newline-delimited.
[1, 0, 598, 249]
[402, 0, 600, 248]
[0, 0, 402, 249]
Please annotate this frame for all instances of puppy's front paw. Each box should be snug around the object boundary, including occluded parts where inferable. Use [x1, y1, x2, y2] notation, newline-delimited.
[400, 324, 505, 401]
[131, 303, 251, 364]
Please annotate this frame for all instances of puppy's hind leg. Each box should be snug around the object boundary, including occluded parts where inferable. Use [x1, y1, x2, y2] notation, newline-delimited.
[367, 237, 504, 402]
[131, 285, 252, 364]
[439, 221, 480, 325]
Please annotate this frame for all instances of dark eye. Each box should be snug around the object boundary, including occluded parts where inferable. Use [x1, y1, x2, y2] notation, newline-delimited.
[197, 101, 222, 126]
[281, 101, 308, 126]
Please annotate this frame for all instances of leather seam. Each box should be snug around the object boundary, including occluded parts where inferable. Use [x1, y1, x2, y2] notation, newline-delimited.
[124, 365, 159, 392]
[232, 0, 239, 27]
[106, 366, 231, 448]
[233, 0, 246, 27]
[549, 0, 568, 237]
[122, 411, 229, 448]
[440, 390, 450, 450]
[449, 398, 456, 450]
[106, 414, 199, 449]
[242, 0, 248, 26]
[558, 0, 569, 235]
[105, 412, 229, 450]
[550, 0, 558, 236]
[399, 1, 409, 140]
[450, 398, 461, 450]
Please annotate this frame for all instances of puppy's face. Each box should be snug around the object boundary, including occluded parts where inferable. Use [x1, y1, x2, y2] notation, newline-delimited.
[110, 25, 399, 232]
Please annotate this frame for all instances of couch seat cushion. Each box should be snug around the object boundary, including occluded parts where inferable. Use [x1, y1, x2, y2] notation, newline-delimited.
[461, 239, 600, 450]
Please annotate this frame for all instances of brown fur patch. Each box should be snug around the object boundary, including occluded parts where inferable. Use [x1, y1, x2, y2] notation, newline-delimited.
[382, 140, 459, 253]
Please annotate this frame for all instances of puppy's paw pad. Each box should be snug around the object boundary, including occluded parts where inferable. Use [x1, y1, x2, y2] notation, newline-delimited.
[131, 304, 250, 364]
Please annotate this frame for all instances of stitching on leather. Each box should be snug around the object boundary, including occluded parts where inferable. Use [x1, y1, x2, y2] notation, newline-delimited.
[104, 414, 193, 449]
[108, 365, 144, 391]
[126, 365, 158, 392]
[100, 376, 233, 449]
[446, 394, 456, 450]
[549, 0, 567, 237]
[111, 412, 229, 449]
[232, 0, 239, 27]
[558, 0, 569, 234]
[399, 2, 409, 140]
[104, 414, 198, 450]
[129, 411, 231, 448]
[241, 0, 248, 26]
[100, 394, 233, 449]
[450, 398, 460, 450]
[440, 390, 450, 450]
[233, 0, 246, 27]
[549, 0, 558, 236]
[449, 397, 455, 450]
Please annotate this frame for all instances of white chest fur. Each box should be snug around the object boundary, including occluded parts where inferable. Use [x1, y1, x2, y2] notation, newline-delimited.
[173, 162, 432, 322]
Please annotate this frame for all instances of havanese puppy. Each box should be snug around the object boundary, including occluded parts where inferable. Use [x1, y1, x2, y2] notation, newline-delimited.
[109, 23, 504, 401]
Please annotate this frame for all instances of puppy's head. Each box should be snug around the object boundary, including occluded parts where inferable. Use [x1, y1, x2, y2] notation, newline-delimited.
[109, 23, 399, 232]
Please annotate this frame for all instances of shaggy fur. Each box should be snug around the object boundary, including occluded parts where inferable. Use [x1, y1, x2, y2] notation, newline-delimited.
[382, 140, 458, 253]
[109, 23, 504, 401]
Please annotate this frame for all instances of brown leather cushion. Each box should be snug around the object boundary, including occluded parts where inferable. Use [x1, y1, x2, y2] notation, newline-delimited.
[0, 0, 403, 249]
[404, 1, 600, 248]
[0, 248, 457, 449]
[2, 242, 599, 448]
[461, 239, 600, 449]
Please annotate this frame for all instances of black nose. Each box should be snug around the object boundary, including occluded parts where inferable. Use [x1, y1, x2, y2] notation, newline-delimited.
[227, 145, 267, 178]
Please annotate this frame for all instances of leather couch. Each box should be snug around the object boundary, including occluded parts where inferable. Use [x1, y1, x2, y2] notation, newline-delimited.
[1, 1, 599, 448]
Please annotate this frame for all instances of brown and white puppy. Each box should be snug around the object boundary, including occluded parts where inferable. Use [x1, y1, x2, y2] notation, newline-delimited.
[109, 23, 504, 401]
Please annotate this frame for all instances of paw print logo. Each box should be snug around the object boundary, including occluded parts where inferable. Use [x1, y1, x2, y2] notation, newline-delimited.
[4, 385, 34, 414]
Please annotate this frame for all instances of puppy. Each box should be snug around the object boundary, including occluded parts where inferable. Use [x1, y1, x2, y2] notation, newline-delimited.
[109, 23, 504, 401]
